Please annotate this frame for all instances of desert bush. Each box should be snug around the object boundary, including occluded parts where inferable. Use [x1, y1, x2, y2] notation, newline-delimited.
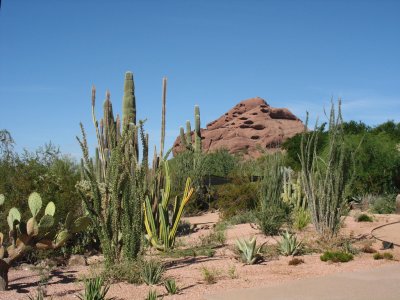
[235, 237, 264, 264]
[278, 231, 303, 256]
[292, 207, 311, 231]
[355, 213, 373, 222]
[320, 251, 353, 263]
[228, 210, 258, 225]
[257, 205, 287, 236]
[164, 278, 179, 295]
[373, 252, 394, 260]
[102, 261, 142, 284]
[370, 194, 396, 214]
[288, 258, 304, 266]
[140, 259, 165, 285]
[201, 266, 220, 284]
[360, 244, 377, 254]
[215, 179, 258, 219]
[227, 265, 238, 279]
[78, 276, 113, 300]
[200, 226, 227, 247]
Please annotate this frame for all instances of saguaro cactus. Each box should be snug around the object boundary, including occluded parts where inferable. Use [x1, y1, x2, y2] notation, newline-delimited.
[0, 193, 90, 290]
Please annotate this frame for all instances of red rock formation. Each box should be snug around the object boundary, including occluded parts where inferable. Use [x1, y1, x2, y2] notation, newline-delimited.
[173, 97, 305, 159]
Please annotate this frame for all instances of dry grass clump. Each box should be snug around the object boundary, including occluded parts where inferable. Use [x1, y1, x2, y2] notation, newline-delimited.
[288, 258, 304, 266]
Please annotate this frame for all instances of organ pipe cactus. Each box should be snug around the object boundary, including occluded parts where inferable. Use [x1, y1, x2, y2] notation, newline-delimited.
[144, 159, 194, 251]
[281, 168, 306, 209]
[179, 105, 202, 154]
[0, 193, 90, 290]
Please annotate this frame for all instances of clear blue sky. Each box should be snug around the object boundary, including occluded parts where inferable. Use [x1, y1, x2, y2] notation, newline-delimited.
[1, 0, 399, 158]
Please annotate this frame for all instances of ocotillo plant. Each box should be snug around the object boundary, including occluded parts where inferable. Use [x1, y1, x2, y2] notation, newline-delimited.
[299, 100, 352, 238]
[77, 72, 147, 264]
[144, 159, 194, 251]
[0, 193, 90, 290]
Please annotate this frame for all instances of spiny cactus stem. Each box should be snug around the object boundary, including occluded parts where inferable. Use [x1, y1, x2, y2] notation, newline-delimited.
[90, 86, 107, 180]
[160, 77, 167, 158]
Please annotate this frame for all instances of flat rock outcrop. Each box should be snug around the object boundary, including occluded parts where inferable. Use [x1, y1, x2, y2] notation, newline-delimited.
[173, 97, 305, 159]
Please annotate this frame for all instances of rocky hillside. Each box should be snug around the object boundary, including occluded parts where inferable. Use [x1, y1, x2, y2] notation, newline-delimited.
[173, 97, 305, 159]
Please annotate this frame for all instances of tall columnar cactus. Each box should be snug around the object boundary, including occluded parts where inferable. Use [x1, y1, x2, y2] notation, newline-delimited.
[144, 159, 194, 251]
[281, 168, 306, 209]
[122, 71, 136, 128]
[179, 105, 202, 154]
[0, 193, 90, 290]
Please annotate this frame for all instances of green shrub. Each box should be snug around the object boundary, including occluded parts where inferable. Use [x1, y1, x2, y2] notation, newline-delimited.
[355, 213, 373, 222]
[228, 210, 258, 225]
[78, 277, 113, 300]
[278, 231, 303, 256]
[145, 289, 158, 300]
[201, 267, 220, 284]
[373, 252, 394, 260]
[164, 278, 179, 295]
[256, 205, 287, 236]
[199, 225, 227, 247]
[215, 180, 258, 219]
[101, 261, 142, 284]
[370, 194, 396, 214]
[320, 251, 353, 263]
[292, 207, 311, 231]
[140, 259, 165, 285]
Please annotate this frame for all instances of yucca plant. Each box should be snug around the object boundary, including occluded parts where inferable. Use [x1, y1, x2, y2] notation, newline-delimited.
[144, 159, 194, 251]
[140, 259, 165, 285]
[78, 277, 114, 300]
[235, 237, 264, 264]
[164, 278, 179, 295]
[278, 231, 303, 256]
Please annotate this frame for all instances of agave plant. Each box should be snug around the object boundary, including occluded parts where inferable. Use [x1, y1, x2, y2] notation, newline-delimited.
[78, 276, 114, 300]
[235, 237, 264, 264]
[278, 231, 303, 256]
[164, 278, 179, 295]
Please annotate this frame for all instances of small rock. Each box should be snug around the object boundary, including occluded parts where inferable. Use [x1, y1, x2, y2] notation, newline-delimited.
[396, 194, 400, 214]
[68, 254, 87, 266]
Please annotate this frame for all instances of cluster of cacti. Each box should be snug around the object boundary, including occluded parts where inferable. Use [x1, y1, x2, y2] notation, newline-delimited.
[144, 159, 194, 251]
[179, 105, 202, 154]
[77, 71, 148, 264]
[0, 193, 90, 290]
[281, 168, 306, 209]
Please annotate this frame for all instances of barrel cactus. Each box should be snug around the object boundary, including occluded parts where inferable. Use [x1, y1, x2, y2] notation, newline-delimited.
[0, 193, 90, 290]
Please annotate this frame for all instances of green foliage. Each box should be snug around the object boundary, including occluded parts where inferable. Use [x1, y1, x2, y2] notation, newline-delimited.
[278, 231, 303, 256]
[164, 278, 179, 295]
[199, 224, 227, 247]
[78, 277, 114, 300]
[291, 207, 311, 231]
[143, 159, 194, 251]
[145, 290, 159, 300]
[235, 237, 264, 264]
[320, 251, 353, 263]
[76, 75, 148, 264]
[227, 210, 258, 225]
[370, 194, 396, 214]
[101, 261, 142, 284]
[355, 213, 373, 222]
[373, 252, 394, 260]
[256, 205, 287, 236]
[300, 101, 353, 238]
[201, 267, 220, 284]
[214, 179, 258, 219]
[140, 259, 165, 285]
